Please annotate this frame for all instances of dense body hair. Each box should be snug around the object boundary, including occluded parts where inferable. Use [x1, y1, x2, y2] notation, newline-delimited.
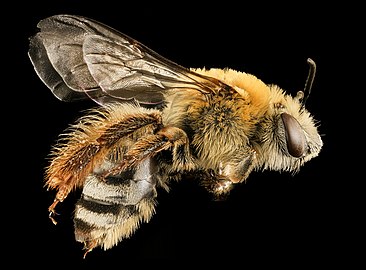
[181, 68, 321, 173]
[28, 14, 323, 256]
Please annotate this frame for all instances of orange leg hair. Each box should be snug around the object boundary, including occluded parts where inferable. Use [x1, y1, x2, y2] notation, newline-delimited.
[45, 107, 163, 224]
[104, 126, 195, 178]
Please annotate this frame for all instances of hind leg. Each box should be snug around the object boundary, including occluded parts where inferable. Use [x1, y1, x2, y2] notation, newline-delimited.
[45, 106, 163, 224]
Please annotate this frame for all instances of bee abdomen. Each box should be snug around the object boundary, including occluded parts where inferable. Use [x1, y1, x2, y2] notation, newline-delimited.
[74, 158, 159, 250]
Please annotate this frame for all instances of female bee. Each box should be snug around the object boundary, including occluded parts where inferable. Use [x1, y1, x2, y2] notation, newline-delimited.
[28, 14, 323, 257]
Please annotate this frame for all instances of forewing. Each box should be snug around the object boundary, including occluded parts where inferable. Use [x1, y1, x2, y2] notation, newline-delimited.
[28, 34, 90, 102]
[29, 14, 228, 106]
[28, 15, 108, 102]
[82, 34, 224, 106]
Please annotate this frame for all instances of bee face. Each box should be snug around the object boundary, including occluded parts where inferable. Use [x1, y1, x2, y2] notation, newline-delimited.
[28, 14, 323, 256]
[253, 86, 323, 172]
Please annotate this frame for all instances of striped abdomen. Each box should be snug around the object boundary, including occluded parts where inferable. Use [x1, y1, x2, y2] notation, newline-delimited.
[74, 157, 160, 251]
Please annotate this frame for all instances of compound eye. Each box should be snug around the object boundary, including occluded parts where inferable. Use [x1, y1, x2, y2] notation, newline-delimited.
[281, 113, 306, 158]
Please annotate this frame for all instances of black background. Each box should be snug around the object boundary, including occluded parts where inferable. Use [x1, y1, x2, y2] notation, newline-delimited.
[6, 0, 361, 267]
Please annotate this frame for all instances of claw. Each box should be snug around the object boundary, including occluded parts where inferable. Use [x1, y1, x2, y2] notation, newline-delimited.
[83, 248, 93, 259]
[83, 240, 97, 259]
[48, 199, 60, 225]
[49, 211, 59, 225]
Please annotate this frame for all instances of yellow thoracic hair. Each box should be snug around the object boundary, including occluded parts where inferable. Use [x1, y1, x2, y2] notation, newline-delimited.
[192, 68, 271, 118]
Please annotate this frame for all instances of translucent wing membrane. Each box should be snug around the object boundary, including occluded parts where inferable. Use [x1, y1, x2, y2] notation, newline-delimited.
[28, 15, 105, 102]
[28, 14, 228, 106]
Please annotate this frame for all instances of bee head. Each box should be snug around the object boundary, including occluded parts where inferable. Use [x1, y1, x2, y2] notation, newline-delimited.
[254, 59, 323, 172]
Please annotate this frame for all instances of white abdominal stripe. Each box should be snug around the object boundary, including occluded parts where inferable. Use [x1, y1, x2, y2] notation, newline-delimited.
[74, 158, 159, 245]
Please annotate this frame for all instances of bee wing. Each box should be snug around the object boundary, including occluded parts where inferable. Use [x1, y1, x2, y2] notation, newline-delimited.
[29, 14, 227, 106]
[28, 15, 106, 102]
[82, 34, 222, 106]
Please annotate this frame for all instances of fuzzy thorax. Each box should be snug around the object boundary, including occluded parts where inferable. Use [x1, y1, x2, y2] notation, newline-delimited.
[185, 68, 271, 171]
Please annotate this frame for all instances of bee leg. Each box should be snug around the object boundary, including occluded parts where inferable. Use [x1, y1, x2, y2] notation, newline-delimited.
[47, 176, 74, 224]
[223, 148, 256, 183]
[105, 126, 193, 177]
[96, 112, 163, 147]
[199, 171, 234, 200]
[82, 240, 98, 259]
[45, 111, 163, 224]
[200, 149, 256, 200]
[48, 200, 60, 225]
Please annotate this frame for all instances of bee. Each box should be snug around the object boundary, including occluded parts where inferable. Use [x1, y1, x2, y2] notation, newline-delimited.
[28, 14, 323, 257]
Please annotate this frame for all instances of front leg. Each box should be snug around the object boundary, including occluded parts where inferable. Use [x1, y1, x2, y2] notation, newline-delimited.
[200, 149, 256, 200]
[199, 171, 235, 201]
